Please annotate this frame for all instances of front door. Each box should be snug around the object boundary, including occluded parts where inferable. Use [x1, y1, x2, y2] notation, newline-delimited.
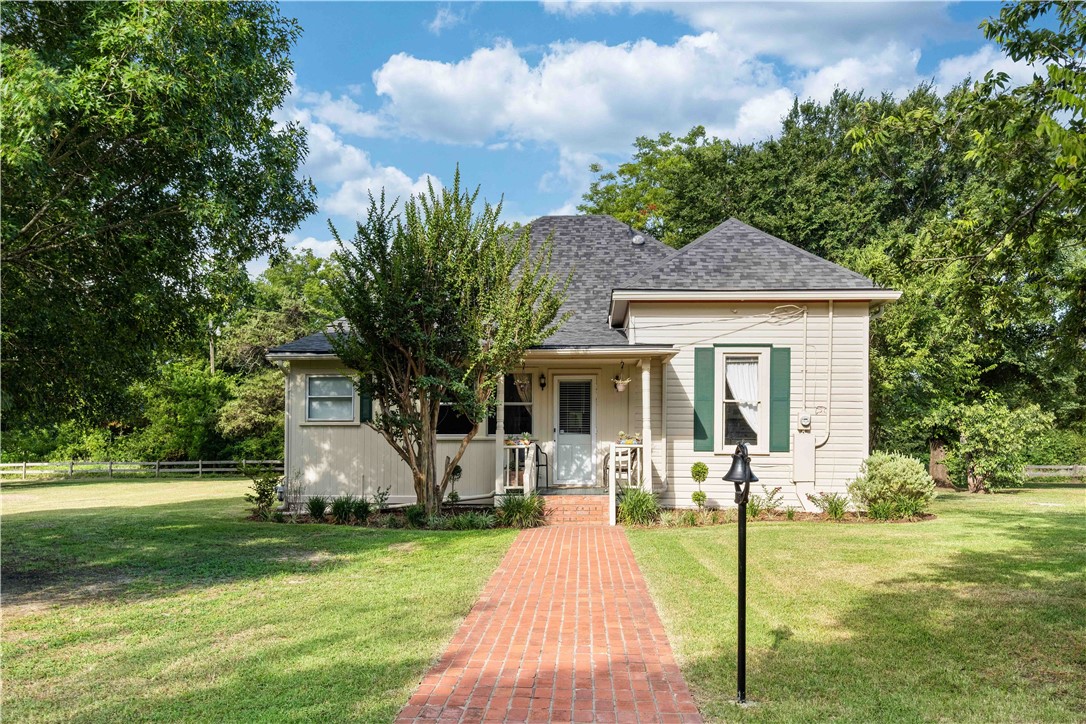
[555, 377, 595, 485]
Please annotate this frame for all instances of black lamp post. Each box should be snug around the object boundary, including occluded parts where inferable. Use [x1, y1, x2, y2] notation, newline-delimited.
[723, 442, 758, 704]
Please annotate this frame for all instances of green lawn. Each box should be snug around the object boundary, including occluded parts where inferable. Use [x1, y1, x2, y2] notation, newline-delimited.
[628, 480, 1086, 723]
[1, 478, 517, 722]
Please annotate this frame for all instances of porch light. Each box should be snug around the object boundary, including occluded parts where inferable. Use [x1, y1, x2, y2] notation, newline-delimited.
[723, 443, 758, 704]
[538, 373, 547, 391]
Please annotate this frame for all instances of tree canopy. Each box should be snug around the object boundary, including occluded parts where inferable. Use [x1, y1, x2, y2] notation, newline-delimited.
[329, 173, 568, 514]
[580, 1, 1086, 478]
[1, 1, 316, 427]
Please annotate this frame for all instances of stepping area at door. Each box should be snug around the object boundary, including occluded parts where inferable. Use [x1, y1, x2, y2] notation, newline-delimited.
[396, 526, 702, 723]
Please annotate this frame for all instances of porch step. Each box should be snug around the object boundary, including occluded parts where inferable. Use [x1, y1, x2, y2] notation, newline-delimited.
[543, 494, 611, 525]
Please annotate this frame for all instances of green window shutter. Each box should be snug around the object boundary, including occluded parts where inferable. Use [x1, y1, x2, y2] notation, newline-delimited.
[769, 347, 791, 452]
[693, 347, 715, 451]
[360, 393, 373, 423]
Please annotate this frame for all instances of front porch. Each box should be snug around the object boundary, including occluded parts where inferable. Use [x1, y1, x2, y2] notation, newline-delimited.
[490, 347, 674, 525]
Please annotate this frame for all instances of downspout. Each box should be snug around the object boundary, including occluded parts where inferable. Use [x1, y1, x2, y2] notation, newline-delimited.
[816, 301, 833, 448]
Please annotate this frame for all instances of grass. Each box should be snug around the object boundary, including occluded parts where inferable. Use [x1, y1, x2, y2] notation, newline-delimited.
[627, 479, 1086, 722]
[1, 477, 517, 722]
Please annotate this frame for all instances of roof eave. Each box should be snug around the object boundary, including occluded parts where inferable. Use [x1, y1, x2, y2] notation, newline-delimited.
[609, 288, 903, 326]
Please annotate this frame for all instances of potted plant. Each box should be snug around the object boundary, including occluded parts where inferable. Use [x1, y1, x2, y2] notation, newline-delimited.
[611, 374, 630, 392]
[691, 461, 708, 509]
[616, 431, 642, 445]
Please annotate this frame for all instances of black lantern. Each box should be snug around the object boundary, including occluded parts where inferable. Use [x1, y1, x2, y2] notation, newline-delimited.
[723, 442, 757, 704]
[538, 373, 547, 391]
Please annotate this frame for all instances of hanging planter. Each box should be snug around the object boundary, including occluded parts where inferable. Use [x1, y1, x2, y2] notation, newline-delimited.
[612, 361, 630, 392]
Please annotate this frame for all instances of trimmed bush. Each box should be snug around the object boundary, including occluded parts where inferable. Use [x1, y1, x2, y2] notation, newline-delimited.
[849, 451, 936, 519]
[330, 495, 355, 524]
[449, 511, 496, 530]
[404, 503, 427, 528]
[618, 487, 659, 525]
[808, 491, 850, 521]
[351, 497, 372, 522]
[306, 495, 328, 521]
[691, 490, 707, 509]
[497, 493, 546, 528]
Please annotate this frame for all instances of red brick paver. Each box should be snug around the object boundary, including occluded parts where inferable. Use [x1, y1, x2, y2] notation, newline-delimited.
[397, 526, 702, 723]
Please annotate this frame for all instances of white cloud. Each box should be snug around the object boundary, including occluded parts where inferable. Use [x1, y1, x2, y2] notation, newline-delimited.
[934, 44, 1038, 94]
[797, 43, 922, 103]
[273, 82, 440, 226]
[293, 235, 340, 258]
[428, 5, 466, 35]
[373, 34, 779, 155]
[543, 1, 956, 69]
[323, 169, 438, 217]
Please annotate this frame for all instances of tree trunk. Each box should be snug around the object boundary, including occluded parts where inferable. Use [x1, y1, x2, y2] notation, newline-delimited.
[928, 438, 952, 488]
[965, 457, 988, 493]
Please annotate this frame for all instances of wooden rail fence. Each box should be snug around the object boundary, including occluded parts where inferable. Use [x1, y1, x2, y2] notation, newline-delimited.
[1023, 465, 1084, 479]
[0, 460, 283, 480]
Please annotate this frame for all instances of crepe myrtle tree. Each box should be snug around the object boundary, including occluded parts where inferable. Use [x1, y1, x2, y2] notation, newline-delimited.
[328, 171, 569, 515]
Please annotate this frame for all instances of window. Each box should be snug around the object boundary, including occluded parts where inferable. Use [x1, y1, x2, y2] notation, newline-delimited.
[717, 350, 770, 453]
[436, 373, 534, 436]
[306, 375, 355, 422]
[491, 373, 533, 436]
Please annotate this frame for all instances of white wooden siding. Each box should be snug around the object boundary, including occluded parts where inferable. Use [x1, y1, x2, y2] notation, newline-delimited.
[285, 359, 644, 501]
[627, 301, 871, 510]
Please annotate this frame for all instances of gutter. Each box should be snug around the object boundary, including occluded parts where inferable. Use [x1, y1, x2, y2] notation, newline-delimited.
[609, 288, 902, 326]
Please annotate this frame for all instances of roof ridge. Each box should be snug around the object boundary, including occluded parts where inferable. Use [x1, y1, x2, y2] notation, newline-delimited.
[622, 216, 873, 289]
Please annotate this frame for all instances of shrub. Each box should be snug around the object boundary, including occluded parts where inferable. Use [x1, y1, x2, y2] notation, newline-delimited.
[691, 461, 709, 486]
[745, 496, 764, 520]
[785, 507, 796, 521]
[449, 511, 496, 530]
[849, 451, 936, 518]
[807, 492, 849, 521]
[691, 490, 707, 509]
[371, 485, 391, 511]
[329, 495, 355, 524]
[497, 493, 547, 528]
[405, 503, 427, 528]
[306, 495, 328, 521]
[244, 469, 281, 519]
[761, 486, 785, 512]
[947, 400, 1052, 492]
[659, 510, 681, 527]
[679, 510, 698, 527]
[351, 497, 372, 522]
[446, 490, 461, 506]
[618, 488, 659, 525]
[426, 514, 449, 530]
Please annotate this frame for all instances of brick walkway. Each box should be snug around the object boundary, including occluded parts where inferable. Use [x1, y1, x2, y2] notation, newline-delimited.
[396, 526, 702, 723]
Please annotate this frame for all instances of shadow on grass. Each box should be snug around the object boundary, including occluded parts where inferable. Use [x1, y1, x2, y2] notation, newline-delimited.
[1, 497, 498, 612]
[683, 507, 1086, 722]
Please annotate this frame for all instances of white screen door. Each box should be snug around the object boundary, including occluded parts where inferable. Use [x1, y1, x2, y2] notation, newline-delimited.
[555, 378, 595, 485]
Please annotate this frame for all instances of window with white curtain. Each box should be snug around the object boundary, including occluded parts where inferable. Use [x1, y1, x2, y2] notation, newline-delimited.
[306, 375, 355, 422]
[717, 350, 770, 453]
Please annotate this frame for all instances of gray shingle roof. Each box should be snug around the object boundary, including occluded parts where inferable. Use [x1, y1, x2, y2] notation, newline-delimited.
[269, 215, 881, 356]
[622, 218, 876, 291]
[529, 215, 675, 346]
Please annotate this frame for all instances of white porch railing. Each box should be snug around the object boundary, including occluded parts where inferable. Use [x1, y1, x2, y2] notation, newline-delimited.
[608, 443, 644, 526]
[502, 442, 537, 495]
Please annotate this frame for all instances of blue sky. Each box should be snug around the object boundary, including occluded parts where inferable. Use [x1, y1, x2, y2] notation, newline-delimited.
[264, 1, 1031, 270]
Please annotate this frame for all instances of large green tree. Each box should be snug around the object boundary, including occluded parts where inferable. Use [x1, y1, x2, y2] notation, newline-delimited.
[1, 1, 316, 426]
[330, 174, 568, 514]
[579, 1, 1085, 479]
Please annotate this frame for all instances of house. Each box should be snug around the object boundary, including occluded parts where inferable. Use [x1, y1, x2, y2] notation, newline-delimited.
[266, 216, 899, 521]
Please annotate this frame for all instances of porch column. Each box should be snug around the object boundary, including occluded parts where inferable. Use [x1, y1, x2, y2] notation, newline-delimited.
[494, 377, 505, 496]
[641, 359, 652, 491]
